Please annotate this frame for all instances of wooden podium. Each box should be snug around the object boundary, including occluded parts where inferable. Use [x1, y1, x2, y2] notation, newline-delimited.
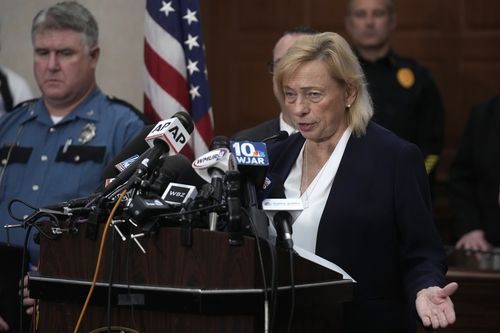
[29, 224, 353, 332]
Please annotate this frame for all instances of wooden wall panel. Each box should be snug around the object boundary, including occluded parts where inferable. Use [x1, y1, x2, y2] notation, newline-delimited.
[200, 0, 500, 184]
[464, 0, 500, 29]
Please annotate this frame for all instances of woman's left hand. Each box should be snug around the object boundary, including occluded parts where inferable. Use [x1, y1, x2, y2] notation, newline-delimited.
[416, 282, 458, 329]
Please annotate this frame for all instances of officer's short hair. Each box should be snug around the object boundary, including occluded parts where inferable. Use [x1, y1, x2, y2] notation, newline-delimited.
[31, 1, 99, 51]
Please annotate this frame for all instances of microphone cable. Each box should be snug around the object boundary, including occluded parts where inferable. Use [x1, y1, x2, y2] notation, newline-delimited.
[286, 248, 295, 333]
[242, 206, 276, 333]
[73, 189, 127, 333]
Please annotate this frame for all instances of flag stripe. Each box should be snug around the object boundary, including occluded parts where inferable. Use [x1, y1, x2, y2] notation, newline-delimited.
[144, 11, 186, 77]
[144, 0, 214, 159]
[144, 41, 189, 111]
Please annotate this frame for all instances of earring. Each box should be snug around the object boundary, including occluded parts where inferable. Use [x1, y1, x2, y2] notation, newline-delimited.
[346, 104, 351, 109]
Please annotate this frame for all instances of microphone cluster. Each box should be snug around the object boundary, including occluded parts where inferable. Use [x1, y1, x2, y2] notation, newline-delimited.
[8, 113, 296, 252]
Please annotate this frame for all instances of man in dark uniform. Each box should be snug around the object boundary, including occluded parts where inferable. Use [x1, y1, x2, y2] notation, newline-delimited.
[345, 0, 444, 176]
[448, 94, 500, 251]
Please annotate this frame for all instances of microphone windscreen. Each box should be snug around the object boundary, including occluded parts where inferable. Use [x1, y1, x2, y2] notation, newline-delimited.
[262, 130, 290, 143]
[210, 135, 230, 150]
[102, 125, 154, 179]
[163, 154, 208, 189]
[276, 130, 289, 141]
[174, 111, 194, 134]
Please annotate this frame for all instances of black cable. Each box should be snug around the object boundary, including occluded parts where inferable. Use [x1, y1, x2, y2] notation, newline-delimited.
[286, 249, 295, 333]
[124, 235, 138, 329]
[106, 228, 116, 332]
[7, 199, 39, 221]
[155, 203, 224, 219]
[242, 207, 275, 333]
[19, 224, 33, 333]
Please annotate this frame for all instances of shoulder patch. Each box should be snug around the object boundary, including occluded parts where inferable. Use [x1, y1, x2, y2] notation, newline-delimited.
[106, 95, 152, 125]
[12, 98, 39, 111]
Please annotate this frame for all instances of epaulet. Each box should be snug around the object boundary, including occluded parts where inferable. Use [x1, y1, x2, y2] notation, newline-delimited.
[106, 95, 153, 125]
[12, 98, 39, 111]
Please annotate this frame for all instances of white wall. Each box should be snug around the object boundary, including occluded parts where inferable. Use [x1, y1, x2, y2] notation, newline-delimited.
[0, 0, 145, 111]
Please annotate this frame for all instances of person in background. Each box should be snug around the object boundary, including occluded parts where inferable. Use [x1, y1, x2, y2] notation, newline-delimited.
[268, 32, 457, 332]
[0, 64, 34, 117]
[345, 0, 444, 180]
[448, 94, 500, 251]
[0, 2, 145, 330]
[0, 24, 35, 117]
[233, 26, 318, 143]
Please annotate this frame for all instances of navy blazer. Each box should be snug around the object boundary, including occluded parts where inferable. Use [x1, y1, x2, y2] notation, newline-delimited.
[233, 117, 280, 142]
[268, 122, 447, 332]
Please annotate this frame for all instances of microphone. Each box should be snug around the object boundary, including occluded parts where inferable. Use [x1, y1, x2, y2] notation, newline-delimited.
[102, 124, 154, 179]
[229, 140, 270, 239]
[44, 192, 101, 211]
[262, 130, 289, 143]
[144, 111, 194, 155]
[147, 154, 206, 196]
[261, 173, 303, 250]
[162, 182, 198, 206]
[192, 136, 237, 231]
[273, 211, 294, 250]
[101, 112, 194, 197]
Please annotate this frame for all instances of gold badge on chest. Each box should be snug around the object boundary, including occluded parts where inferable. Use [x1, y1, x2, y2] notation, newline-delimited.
[78, 123, 96, 144]
[397, 67, 415, 89]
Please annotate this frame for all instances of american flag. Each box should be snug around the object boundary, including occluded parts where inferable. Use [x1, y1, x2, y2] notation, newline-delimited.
[144, 0, 214, 159]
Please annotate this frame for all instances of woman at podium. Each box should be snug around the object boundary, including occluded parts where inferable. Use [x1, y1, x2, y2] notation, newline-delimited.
[267, 31, 458, 332]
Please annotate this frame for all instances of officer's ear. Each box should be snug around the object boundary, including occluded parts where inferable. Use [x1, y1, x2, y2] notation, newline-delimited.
[89, 46, 100, 67]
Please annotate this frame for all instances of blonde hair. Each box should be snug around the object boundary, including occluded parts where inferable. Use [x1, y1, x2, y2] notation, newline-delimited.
[274, 32, 373, 136]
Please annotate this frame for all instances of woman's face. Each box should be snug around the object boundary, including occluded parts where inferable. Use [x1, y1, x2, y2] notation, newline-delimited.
[283, 60, 354, 143]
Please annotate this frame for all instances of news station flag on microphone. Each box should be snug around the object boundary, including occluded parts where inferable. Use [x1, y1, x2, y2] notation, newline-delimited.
[144, 0, 214, 160]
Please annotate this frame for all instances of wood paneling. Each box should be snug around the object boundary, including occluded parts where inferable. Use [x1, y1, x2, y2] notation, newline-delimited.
[200, 0, 500, 181]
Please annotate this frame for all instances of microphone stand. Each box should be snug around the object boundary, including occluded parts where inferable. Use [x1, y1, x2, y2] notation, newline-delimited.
[226, 170, 243, 245]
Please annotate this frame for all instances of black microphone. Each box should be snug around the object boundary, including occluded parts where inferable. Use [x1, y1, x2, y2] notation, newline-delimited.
[273, 211, 294, 250]
[44, 192, 101, 211]
[102, 124, 154, 180]
[262, 130, 289, 143]
[101, 112, 194, 197]
[147, 154, 206, 196]
[192, 136, 237, 231]
[262, 173, 294, 250]
[226, 170, 243, 245]
[208, 136, 231, 205]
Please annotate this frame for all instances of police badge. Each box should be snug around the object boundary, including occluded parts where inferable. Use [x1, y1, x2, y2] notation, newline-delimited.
[78, 123, 96, 144]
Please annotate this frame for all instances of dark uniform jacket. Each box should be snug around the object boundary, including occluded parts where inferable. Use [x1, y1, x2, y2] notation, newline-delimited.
[448, 94, 500, 245]
[359, 50, 444, 173]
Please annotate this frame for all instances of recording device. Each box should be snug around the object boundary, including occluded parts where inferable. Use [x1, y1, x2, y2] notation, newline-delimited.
[228, 140, 271, 238]
[226, 170, 243, 245]
[192, 136, 237, 231]
[144, 111, 194, 155]
[102, 125, 154, 179]
[273, 211, 294, 250]
[147, 154, 206, 196]
[262, 130, 289, 143]
[101, 112, 194, 198]
[162, 182, 198, 205]
[261, 174, 303, 250]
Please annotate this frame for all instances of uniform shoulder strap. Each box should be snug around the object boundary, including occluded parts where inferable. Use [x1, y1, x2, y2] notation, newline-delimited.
[106, 95, 153, 125]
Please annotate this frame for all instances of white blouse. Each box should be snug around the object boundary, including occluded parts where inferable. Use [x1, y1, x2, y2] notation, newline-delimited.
[284, 127, 352, 253]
